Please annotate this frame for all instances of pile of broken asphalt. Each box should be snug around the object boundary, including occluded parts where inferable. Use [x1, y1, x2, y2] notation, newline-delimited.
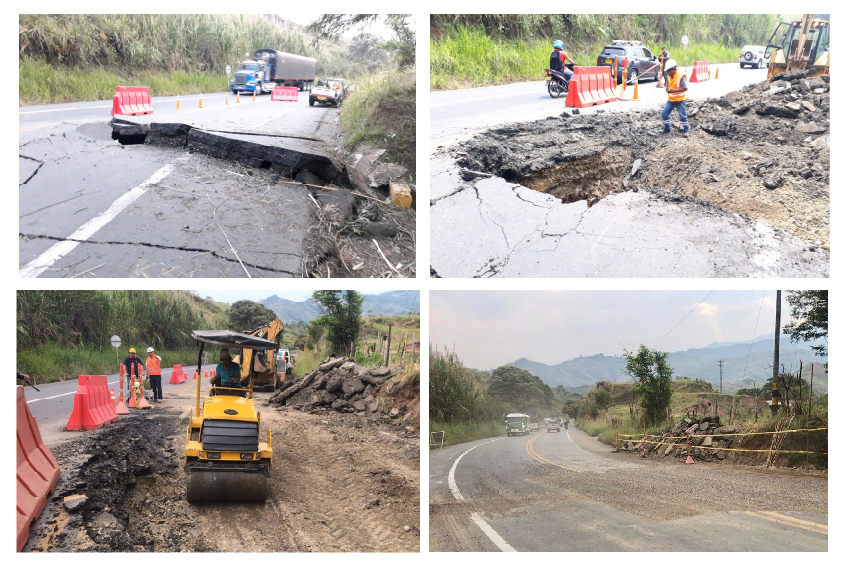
[453, 69, 829, 251]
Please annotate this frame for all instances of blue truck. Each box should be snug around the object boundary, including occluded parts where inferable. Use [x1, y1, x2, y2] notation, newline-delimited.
[230, 49, 317, 95]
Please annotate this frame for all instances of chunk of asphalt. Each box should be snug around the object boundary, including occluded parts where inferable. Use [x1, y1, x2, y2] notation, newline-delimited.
[187, 129, 341, 180]
[316, 189, 355, 223]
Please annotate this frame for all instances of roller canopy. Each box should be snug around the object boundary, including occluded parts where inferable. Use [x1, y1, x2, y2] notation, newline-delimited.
[191, 330, 278, 350]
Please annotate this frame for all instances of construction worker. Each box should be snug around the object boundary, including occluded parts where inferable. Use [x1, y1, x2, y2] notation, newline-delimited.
[661, 59, 690, 138]
[145, 347, 163, 403]
[550, 40, 577, 82]
[212, 349, 242, 387]
[658, 46, 670, 86]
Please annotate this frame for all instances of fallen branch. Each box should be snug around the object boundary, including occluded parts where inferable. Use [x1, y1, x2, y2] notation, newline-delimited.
[277, 180, 390, 206]
[71, 264, 104, 278]
[373, 239, 399, 274]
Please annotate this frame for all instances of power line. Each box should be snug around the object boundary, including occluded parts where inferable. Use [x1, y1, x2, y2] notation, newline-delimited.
[654, 291, 713, 348]
[742, 290, 766, 380]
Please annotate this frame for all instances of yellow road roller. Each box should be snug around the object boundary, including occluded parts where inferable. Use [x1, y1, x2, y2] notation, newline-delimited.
[184, 330, 276, 502]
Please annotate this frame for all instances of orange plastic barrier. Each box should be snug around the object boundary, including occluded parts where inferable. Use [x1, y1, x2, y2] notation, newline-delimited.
[271, 86, 299, 101]
[690, 61, 710, 82]
[169, 364, 186, 384]
[111, 86, 154, 116]
[566, 66, 618, 108]
[17, 386, 61, 551]
[66, 376, 117, 430]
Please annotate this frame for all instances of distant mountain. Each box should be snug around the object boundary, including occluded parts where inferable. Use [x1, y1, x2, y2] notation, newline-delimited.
[507, 336, 828, 394]
[260, 291, 419, 324]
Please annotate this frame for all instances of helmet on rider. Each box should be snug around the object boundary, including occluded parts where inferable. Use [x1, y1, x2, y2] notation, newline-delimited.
[664, 59, 678, 72]
[553, 40, 564, 50]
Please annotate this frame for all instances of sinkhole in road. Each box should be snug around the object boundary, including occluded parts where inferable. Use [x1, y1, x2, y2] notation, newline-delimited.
[509, 146, 632, 206]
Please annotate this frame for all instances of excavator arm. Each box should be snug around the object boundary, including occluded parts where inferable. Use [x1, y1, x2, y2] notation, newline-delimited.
[234, 319, 284, 390]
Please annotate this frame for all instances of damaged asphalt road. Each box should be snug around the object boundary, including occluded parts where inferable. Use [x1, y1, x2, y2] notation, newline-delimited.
[430, 67, 829, 278]
[19, 95, 344, 277]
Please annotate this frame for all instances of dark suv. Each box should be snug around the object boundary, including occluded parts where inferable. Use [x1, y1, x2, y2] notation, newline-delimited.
[597, 40, 660, 84]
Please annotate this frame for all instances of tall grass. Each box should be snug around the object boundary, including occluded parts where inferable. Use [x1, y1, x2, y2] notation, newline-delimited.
[19, 14, 363, 105]
[430, 420, 505, 448]
[17, 342, 202, 384]
[340, 70, 416, 175]
[431, 26, 744, 90]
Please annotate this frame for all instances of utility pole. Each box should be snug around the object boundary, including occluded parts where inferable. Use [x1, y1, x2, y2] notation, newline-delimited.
[753, 382, 758, 421]
[716, 359, 724, 417]
[771, 290, 782, 414]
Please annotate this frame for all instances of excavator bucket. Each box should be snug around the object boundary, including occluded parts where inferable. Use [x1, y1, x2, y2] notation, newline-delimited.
[186, 466, 269, 503]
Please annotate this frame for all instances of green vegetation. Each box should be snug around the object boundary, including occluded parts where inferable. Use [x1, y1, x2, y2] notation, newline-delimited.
[430, 420, 505, 446]
[431, 14, 782, 89]
[18, 14, 358, 105]
[312, 290, 364, 356]
[17, 290, 226, 383]
[340, 70, 416, 175]
[624, 345, 673, 425]
[488, 365, 554, 415]
[784, 290, 828, 358]
[228, 300, 276, 332]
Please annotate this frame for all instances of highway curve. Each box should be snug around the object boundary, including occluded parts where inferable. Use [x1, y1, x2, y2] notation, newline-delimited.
[429, 425, 827, 551]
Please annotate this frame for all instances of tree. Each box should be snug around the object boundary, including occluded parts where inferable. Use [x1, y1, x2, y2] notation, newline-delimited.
[312, 290, 363, 355]
[348, 33, 389, 70]
[487, 365, 553, 414]
[306, 321, 325, 353]
[309, 14, 415, 68]
[226, 300, 275, 332]
[592, 388, 611, 421]
[784, 290, 828, 357]
[624, 345, 674, 425]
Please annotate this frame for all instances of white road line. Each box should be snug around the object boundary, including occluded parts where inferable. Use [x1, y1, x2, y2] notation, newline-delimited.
[20, 163, 176, 278]
[447, 437, 502, 501]
[470, 512, 517, 552]
[27, 390, 77, 404]
[445, 437, 516, 552]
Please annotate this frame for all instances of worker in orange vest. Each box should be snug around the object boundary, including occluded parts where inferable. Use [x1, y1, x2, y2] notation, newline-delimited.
[145, 347, 163, 403]
[661, 60, 689, 138]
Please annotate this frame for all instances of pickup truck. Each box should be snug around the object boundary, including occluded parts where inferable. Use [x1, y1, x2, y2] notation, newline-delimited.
[309, 77, 348, 107]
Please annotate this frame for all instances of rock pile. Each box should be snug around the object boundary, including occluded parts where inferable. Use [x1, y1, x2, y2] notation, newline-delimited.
[619, 416, 745, 462]
[269, 356, 401, 416]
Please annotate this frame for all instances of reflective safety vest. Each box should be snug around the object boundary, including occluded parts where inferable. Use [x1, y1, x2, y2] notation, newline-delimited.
[667, 71, 687, 103]
[146, 356, 161, 377]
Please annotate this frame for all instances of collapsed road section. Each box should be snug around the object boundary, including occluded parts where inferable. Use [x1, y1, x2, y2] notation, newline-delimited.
[431, 70, 829, 278]
[19, 98, 415, 278]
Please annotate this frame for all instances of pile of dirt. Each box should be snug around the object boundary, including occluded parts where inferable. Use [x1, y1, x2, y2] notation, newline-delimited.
[269, 356, 413, 422]
[453, 70, 830, 249]
[619, 415, 828, 467]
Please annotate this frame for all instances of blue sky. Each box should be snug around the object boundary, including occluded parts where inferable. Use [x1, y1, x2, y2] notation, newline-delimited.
[430, 291, 798, 370]
[196, 290, 390, 304]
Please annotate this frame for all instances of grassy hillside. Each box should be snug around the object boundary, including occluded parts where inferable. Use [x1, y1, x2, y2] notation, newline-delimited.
[431, 14, 783, 90]
[19, 14, 360, 105]
[17, 290, 228, 383]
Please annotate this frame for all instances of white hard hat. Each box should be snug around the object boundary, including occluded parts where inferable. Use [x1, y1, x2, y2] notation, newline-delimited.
[664, 59, 678, 72]
[147, 347, 154, 353]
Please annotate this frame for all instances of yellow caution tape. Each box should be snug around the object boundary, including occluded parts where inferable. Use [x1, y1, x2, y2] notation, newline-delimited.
[618, 427, 827, 439]
[623, 439, 827, 455]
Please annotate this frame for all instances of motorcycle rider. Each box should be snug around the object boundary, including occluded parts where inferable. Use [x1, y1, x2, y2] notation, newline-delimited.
[550, 40, 577, 82]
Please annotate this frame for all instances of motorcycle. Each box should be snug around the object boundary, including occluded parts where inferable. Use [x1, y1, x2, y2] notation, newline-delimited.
[545, 62, 576, 98]
[564, 420, 569, 429]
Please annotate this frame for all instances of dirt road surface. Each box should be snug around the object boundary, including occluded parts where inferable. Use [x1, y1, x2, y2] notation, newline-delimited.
[23, 378, 419, 552]
[429, 425, 827, 551]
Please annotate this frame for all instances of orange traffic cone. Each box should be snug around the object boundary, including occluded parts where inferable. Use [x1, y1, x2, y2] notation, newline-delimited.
[715, 67, 720, 79]
[137, 395, 152, 409]
[225, 93, 229, 105]
[176, 95, 181, 109]
[656, 65, 664, 88]
[193, 370, 197, 379]
[631, 77, 640, 100]
[236, 92, 240, 104]
[252, 90, 257, 101]
[198, 94, 204, 109]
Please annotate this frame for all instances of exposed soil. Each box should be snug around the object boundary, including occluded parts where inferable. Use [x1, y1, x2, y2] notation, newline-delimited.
[24, 404, 419, 552]
[453, 70, 830, 249]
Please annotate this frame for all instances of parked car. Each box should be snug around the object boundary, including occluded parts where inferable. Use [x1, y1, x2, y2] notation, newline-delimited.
[739, 45, 769, 69]
[547, 421, 561, 433]
[597, 40, 660, 84]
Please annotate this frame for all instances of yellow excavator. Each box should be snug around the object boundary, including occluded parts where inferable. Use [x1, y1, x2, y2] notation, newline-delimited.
[184, 329, 277, 502]
[233, 318, 289, 391]
[765, 14, 830, 79]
